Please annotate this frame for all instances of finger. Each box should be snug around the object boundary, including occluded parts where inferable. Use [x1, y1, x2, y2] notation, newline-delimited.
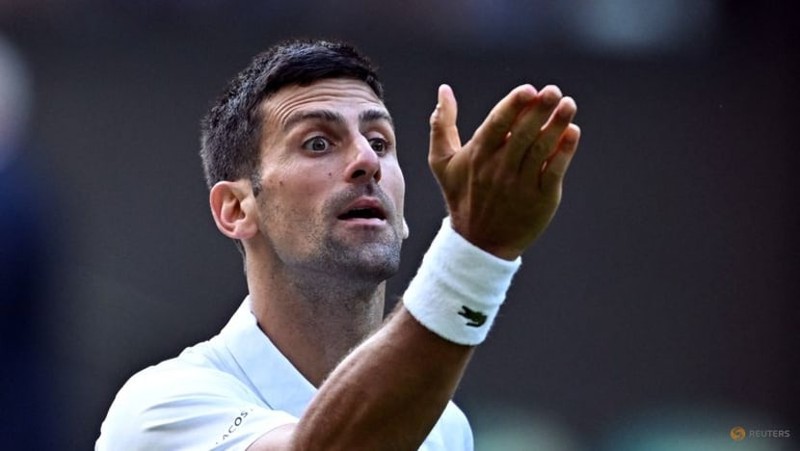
[540, 123, 581, 195]
[523, 96, 577, 173]
[429, 84, 461, 167]
[470, 84, 537, 157]
[504, 85, 564, 170]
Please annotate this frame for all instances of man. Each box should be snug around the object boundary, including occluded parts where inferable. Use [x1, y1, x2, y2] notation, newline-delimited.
[97, 39, 580, 450]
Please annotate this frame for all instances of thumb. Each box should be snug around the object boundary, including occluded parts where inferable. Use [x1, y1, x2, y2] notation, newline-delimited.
[429, 84, 460, 166]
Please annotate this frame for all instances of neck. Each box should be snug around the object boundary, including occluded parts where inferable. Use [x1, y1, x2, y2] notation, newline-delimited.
[246, 255, 387, 387]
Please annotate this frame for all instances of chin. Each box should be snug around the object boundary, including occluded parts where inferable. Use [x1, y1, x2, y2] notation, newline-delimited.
[313, 227, 400, 279]
[353, 247, 402, 280]
[330, 241, 401, 282]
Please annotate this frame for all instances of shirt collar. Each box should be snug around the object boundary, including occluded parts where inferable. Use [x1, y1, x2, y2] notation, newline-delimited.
[220, 296, 317, 418]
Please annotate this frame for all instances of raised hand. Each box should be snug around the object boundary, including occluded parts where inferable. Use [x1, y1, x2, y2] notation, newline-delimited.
[428, 84, 581, 260]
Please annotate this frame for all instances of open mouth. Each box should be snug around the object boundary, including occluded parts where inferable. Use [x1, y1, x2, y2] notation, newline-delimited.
[337, 207, 386, 221]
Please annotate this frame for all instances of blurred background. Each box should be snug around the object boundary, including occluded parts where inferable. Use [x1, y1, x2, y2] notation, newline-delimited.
[1, 1, 797, 449]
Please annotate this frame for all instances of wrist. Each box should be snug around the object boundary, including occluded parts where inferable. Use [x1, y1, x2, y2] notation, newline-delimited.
[448, 215, 523, 261]
[402, 217, 522, 345]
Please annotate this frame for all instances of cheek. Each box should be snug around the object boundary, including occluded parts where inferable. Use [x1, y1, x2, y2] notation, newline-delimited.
[383, 165, 406, 213]
[263, 168, 330, 218]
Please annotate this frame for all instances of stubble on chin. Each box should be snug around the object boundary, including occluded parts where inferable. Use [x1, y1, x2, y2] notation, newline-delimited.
[321, 222, 402, 280]
[319, 184, 404, 278]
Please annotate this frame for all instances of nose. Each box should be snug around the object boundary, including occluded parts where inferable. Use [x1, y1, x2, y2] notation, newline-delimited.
[346, 137, 381, 183]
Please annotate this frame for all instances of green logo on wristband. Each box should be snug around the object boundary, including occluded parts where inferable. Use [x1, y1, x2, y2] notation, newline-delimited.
[458, 306, 487, 327]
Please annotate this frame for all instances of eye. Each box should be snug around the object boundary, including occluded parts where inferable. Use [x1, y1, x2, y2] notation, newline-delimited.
[303, 136, 332, 152]
[368, 138, 388, 154]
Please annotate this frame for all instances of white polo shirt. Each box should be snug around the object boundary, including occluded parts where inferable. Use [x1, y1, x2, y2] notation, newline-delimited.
[96, 297, 473, 450]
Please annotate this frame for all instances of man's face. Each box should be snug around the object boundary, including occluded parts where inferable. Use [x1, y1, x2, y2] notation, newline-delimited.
[253, 78, 406, 283]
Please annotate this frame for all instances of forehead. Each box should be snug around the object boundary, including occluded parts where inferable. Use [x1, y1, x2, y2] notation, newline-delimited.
[261, 78, 388, 132]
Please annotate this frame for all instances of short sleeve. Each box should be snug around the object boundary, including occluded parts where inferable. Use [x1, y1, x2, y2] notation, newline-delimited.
[96, 362, 297, 451]
[419, 401, 474, 451]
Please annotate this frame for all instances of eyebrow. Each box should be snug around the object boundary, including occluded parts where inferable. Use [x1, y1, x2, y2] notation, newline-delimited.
[282, 108, 394, 133]
[359, 109, 394, 128]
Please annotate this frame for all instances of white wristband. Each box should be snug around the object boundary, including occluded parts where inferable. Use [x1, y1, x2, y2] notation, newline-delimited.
[402, 217, 522, 345]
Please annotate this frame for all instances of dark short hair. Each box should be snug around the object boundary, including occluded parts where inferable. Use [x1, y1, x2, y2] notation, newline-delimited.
[199, 39, 384, 195]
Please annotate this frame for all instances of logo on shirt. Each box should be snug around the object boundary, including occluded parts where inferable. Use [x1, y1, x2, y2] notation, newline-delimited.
[216, 408, 254, 445]
[457, 306, 487, 327]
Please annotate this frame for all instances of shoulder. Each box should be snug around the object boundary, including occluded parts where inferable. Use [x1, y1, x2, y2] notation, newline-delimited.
[114, 353, 258, 409]
[97, 352, 295, 451]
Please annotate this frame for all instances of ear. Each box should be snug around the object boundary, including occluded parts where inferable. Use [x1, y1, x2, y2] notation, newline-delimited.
[209, 180, 259, 241]
[402, 218, 410, 239]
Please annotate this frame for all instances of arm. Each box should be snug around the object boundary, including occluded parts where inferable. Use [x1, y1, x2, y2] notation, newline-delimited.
[250, 84, 581, 450]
